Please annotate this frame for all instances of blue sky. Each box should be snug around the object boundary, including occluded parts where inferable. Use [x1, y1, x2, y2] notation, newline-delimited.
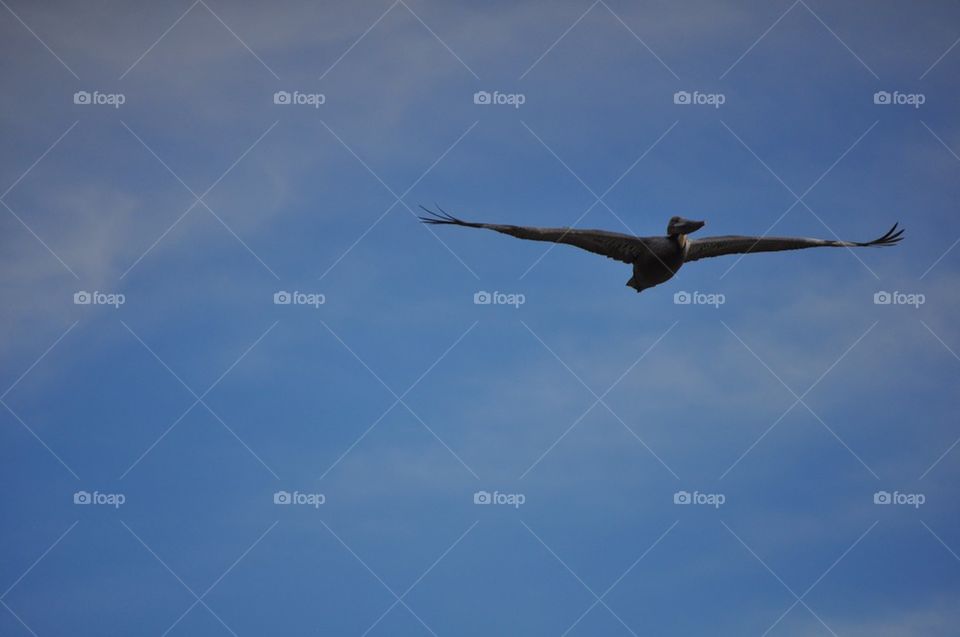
[2, 0, 959, 634]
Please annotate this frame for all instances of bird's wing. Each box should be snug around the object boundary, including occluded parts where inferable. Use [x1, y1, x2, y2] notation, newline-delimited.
[685, 223, 903, 262]
[419, 207, 650, 264]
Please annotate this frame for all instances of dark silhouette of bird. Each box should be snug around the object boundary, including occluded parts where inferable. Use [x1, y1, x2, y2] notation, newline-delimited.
[419, 207, 903, 293]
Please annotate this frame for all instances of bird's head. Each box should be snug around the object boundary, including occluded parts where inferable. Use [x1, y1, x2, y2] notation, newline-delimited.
[667, 216, 705, 236]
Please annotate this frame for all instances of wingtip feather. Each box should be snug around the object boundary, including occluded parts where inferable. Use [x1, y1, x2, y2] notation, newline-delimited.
[418, 205, 463, 225]
[860, 222, 904, 247]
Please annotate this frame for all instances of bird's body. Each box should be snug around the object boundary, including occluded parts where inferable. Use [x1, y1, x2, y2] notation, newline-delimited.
[626, 236, 686, 292]
[419, 208, 903, 293]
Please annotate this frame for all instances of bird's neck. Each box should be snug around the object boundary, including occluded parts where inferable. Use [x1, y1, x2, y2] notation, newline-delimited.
[671, 234, 688, 251]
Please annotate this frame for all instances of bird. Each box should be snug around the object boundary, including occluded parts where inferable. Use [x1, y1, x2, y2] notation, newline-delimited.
[418, 207, 903, 293]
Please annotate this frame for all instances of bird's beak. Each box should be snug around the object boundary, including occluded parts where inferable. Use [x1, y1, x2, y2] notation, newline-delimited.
[681, 219, 705, 234]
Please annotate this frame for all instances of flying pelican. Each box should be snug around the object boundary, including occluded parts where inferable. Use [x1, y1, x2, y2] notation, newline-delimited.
[419, 207, 903, 293]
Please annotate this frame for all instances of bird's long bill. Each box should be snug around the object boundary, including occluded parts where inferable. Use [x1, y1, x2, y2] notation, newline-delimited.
[679, 219, 705, 233]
